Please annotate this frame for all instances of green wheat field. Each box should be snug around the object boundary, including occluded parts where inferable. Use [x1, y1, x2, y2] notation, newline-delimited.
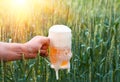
[0, 0, 120, 82]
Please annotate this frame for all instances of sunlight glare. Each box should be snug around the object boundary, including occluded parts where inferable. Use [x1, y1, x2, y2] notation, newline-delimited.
[10, 0, 28, 12]
[10, 0, 31, 23]
[11, 0, 27, 10]
[12, 0, 26, 6]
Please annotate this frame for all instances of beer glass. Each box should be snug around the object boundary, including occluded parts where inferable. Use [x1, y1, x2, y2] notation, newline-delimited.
[48, 25, 72, 80]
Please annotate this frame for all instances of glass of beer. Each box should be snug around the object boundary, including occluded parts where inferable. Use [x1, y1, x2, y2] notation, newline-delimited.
[48, 25, 72, 80]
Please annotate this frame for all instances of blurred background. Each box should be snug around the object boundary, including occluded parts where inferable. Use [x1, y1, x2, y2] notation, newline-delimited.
[0, 0, 120, 82]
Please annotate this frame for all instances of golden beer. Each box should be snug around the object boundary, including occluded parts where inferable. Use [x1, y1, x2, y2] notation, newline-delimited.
[49, 46, 72, 69]
[48, 25, 72, 80]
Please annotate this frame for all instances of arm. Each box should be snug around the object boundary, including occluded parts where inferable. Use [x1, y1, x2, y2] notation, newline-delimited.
[0, 42, 34, 61]
[0, 36, 49, 61]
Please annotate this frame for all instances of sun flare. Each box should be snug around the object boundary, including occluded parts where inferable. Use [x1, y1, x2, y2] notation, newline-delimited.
[9, 0, 31, 23]
[10, 0, 28, 11]
[12, 0, 26, 6]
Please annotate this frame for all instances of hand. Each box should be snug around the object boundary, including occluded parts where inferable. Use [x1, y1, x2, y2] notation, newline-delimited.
[25, 36, 50, 57]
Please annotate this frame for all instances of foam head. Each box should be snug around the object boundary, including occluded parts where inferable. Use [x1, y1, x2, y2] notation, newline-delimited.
[48, 25, 72, 48]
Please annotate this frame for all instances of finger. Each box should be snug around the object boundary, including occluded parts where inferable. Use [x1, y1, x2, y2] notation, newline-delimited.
[40, 50, 48, 57]
[40, 52, 48, 57]
[40, 37, 50, 50]
[41, 44, 49, 50]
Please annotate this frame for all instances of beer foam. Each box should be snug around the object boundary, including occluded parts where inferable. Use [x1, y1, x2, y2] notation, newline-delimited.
[49, 25, 72, 48]
[49, 25, 71, 32]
